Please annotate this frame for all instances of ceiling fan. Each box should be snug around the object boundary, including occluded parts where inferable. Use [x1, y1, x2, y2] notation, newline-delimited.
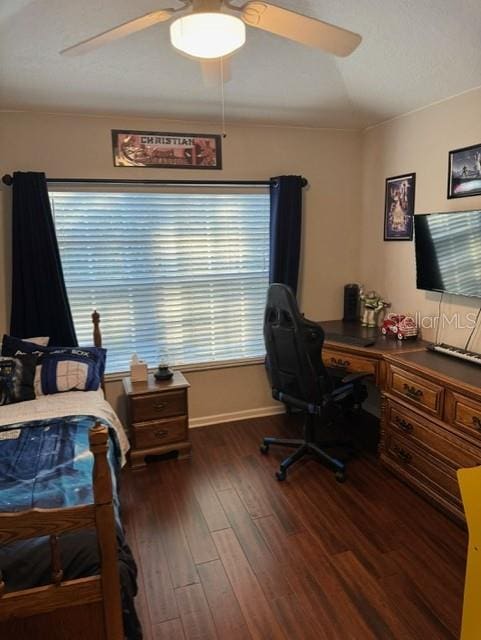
[60, 0, 362, 85]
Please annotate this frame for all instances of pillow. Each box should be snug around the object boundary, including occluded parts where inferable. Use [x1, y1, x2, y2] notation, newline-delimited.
[0, 354, 37, 405]
[25, 336, 50, 347]
[1, 336, 106, 396]
[9, 335, 49, 347]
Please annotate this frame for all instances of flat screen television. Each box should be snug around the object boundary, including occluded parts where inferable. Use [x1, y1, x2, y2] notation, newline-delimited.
[414, 209, 481, 298]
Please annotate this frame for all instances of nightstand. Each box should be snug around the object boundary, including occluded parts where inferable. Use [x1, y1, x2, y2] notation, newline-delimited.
[123, 371, 191, 469]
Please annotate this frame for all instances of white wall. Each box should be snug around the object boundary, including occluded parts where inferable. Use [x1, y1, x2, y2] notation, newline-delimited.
[4, 88, 481, 424]
[0, 111, 362, 421]
[360, 87, 481, 348]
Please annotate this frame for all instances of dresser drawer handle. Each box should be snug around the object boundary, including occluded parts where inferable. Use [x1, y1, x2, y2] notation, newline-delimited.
[393, 445, 412, 464]
[331, 358, 350, 368]
[153, 401, 167, 411]
[154, 429, 169, 439]
[403, 384, 423, 400]
[394, 416, 413, 433]
[472, 416, 481, 430]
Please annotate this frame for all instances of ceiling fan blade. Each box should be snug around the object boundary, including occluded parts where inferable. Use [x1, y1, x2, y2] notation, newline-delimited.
[240, 2, 361, 57]
[60, 10, 174, 56]
[200, 57, 232, 87]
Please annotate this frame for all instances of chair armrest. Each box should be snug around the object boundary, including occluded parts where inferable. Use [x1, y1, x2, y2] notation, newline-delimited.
[328, 383, 355, 403]
[273, 390, 321, 415]
[341, 371, 373, 385]
[328, 374, 370, 403]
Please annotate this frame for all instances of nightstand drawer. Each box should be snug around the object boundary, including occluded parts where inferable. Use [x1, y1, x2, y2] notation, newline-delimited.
[133, 416, 188, 449]
[131, 389, 187, 422]
[124, 371, 191, 469]
[387, 365, 443, 417]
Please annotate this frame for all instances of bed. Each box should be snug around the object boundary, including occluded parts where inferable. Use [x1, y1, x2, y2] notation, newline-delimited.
[0, 313, 141, 640]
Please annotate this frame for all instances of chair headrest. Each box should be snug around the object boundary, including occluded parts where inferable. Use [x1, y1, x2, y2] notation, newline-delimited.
[267, 283, 298, 311]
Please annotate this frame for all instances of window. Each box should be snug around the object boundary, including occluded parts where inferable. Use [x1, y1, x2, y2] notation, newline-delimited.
[50, 189, 270, 373]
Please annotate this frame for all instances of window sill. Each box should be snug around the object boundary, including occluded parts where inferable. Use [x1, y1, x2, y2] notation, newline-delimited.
[104, 356, 266, 383]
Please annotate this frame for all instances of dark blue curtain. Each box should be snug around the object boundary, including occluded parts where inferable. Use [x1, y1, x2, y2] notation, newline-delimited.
[10, 172, 77, 346]
[269, 175, 303, 296]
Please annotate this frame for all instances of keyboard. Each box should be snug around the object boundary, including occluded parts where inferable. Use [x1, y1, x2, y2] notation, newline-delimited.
[428, 342, 481, 366]
[325, 333, 376, 348]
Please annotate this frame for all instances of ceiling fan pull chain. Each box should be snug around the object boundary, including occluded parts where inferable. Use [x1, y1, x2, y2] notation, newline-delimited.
[221, 58, 227, 138]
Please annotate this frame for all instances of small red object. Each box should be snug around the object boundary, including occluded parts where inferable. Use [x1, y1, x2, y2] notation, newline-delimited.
[381, 314, 418, 340]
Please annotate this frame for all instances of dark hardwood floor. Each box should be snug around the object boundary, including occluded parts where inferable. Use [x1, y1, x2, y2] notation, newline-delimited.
[122, 415, 467, 640]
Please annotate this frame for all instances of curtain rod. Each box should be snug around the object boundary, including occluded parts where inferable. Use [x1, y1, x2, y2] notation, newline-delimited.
[1, 175, 308, 188]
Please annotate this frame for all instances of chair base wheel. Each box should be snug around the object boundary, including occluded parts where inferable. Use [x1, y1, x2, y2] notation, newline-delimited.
[275, 469, 286, 481]
[335, 471, 346, 483]
[260, 444, 269, 455]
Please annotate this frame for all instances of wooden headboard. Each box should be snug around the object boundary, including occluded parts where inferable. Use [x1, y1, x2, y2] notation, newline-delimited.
[92, 310, 102, 348]
[91, 311, 106, 389]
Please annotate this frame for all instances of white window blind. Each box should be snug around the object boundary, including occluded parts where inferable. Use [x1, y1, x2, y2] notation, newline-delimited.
[50, 189, 270, 373]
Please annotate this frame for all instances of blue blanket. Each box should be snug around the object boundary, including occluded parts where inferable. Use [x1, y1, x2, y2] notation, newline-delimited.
[0, 415, 121, 513]
[0, 415, 142, 640]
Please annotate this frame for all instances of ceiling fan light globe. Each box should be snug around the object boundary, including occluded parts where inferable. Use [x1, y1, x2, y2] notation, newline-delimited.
[170, 13, 246, 59]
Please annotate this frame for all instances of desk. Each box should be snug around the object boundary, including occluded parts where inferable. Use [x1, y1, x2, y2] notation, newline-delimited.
[321, 321, 481, 524]
[381, 349, 481, 524]
[321, 320, 427, 388]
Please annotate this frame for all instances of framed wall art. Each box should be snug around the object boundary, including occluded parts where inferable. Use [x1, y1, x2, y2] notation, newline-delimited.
[384, 173, 416, 241]
[112, 130, 222, 169]
[447, 143, 481, 199]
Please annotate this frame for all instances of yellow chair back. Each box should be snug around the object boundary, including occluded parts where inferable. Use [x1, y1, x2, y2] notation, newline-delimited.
[458, 466, 481, 640]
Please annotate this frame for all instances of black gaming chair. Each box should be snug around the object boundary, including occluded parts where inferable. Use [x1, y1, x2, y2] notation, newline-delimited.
[261, 283, 369, 482]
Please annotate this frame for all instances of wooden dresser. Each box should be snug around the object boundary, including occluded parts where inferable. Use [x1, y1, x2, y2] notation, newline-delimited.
[123, 371, 191, 469]
[381, 350, 481, 524]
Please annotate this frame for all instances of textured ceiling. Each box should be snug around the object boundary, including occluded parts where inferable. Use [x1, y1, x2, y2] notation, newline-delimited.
[1, 0, 481, 129]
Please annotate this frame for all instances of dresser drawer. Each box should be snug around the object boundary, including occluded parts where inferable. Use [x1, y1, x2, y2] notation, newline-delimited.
[131, 389, 187, 422]
[133, 416, 188, 450]
[386, 365, 443, 417]
[323, 349, 377, 378]
[445, 391, 481, 442]
[383, 433, 462, 506]
[386, 400, 480, 469]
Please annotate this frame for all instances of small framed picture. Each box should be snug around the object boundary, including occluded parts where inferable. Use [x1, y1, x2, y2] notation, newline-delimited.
[447, 143, 481, 199]
[384, 173, 416, 241]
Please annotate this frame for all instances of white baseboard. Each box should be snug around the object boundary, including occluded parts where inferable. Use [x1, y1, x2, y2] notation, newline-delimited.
[189, 405, 285, 429]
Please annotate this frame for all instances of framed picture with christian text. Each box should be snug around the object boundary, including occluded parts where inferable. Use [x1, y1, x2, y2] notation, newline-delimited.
[112, 129, 222, 169]
[447, 143, 481, 199]
[384, 173, 416, 241]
